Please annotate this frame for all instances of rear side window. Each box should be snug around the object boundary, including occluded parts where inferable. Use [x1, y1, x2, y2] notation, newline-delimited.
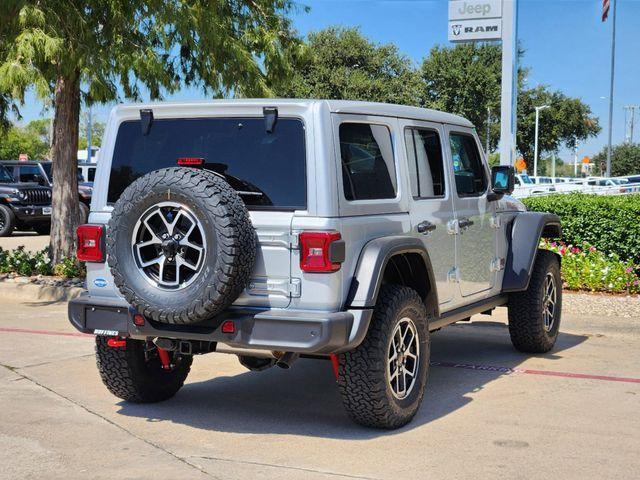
[449, 133, 487, 196]
[107, 117, 307, 209]
[404, 128, 445, 198]
[339, 123, 396, 201]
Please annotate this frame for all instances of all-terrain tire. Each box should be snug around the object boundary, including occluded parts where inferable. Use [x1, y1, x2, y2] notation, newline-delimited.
[107, 167, 256, 324]
[336, 285, 430, 429]
[0, 204, 16, 237]
[95, 337, 193, 403]
[508, 249, 562, 353]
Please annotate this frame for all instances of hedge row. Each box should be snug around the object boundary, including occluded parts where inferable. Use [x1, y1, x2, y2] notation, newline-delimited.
[523, 193, 640, 264]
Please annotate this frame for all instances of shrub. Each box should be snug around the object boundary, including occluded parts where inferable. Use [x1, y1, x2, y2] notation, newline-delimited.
[542, 240, 640, 294]
[0, 247, 80, 278]
[524, 193, 640, 264]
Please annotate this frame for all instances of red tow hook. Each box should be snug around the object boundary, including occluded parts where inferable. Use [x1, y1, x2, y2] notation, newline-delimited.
[157, 347, 171, 370]
[107, 337, 127, 348]
[329, 354, 340, 380]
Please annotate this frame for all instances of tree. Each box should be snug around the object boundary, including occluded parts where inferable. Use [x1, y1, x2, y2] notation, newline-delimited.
[276, 27, 421, 105]
[420, 43, 507, 152]
[592, 143, 640, 177]
[0, 123, 49, 160]
[0, 1, 301, 262]
[419, 43, 599, 160]
[24, 118, 52, 146]
[517, 85, 600, 164]
[78, 114, 105, 149]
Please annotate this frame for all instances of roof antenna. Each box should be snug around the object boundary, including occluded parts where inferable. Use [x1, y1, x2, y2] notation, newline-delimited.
[140, 109, 154, 136]
[263, 107, 278, 133]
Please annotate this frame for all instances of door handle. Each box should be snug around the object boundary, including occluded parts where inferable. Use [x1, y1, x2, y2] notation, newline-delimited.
[416, 220, 437, 235]
[458, 218, 474, 230]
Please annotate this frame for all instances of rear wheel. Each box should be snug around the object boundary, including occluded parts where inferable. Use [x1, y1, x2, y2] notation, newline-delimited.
[0, 205, 15, 237]
[508, 249, 562, 353]
[95, 337, 192, 403]
[336, 285, 429, 429]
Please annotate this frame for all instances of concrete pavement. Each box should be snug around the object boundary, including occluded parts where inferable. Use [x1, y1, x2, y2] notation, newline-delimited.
[0, 296, 638, 479]
[0, 231, 49, 252]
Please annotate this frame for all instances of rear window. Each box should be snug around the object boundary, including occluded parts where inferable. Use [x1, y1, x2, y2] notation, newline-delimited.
[107, 117, 307, 209]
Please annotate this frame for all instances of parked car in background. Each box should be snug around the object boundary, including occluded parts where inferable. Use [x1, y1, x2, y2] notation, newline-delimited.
[77, 162, 97, 183]
[2, 160, 92, 222]
[513, 173, 555, 197]
[0, 163, 52, 236]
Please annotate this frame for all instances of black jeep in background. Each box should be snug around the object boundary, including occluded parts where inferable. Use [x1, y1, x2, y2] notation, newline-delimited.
[2, 160, 92, 222]
[0, 163, 52, 236]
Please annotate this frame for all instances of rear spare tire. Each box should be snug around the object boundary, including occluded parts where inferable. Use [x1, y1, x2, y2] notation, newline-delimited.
[107, 167, 256, 324]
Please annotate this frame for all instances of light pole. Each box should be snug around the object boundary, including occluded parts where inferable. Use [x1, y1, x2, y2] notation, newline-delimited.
[486, 106, 491, 155]
[533, 105, 550, 177]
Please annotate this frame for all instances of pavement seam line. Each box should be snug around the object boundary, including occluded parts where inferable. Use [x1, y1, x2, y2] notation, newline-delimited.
[0, 363, 221, 480]
[190, 455, 382, 480]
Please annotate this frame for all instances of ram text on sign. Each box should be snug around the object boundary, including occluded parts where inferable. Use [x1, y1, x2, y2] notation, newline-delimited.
[448, 0, 502, 21]
[448, 18, 502, 42]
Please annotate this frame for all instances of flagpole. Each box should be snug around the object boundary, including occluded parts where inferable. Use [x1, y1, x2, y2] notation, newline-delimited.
[605, 0, 617, 177]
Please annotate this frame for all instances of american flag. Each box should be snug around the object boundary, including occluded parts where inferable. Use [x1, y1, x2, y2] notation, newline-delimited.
[602, 0, 610, 21]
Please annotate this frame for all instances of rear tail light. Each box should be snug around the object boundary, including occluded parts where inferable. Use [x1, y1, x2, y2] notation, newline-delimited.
[299, 231, 344, 273]
[77, 224, 105, 262]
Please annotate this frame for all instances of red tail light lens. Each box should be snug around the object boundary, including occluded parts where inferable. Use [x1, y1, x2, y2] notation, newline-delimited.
[77, 224, 105, 262]
[299, 231, 343, 273]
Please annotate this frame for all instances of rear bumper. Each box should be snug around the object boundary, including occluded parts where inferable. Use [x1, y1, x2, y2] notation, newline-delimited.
[68, 293, 373, 354]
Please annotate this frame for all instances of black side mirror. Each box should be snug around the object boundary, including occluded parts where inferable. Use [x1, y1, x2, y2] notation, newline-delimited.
[489, 165, 515, 200]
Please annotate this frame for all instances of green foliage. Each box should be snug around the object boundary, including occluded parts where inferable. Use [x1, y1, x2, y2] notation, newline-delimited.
[53, 256, 84, 278]
[592, 143, 640, 177]
[276, 27, 421, 105]
[0, 1, 303, 106]
[0, 246, 53, 276]
[524, 194, 640, 264]
[0, 246, 84, 278]
[418, 43, 599, 159]
[542, 240, 640, 294]
[0, 122, 49, 159]
[78, 118, 105, 149]
[420, 43, 504, 152]
[517, 86, 600, 164]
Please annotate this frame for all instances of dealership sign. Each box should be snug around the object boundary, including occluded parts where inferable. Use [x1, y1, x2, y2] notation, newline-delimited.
[448, 0, 503, 42]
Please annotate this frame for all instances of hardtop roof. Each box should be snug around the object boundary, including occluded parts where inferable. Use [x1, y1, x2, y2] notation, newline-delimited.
[112, 99, 475, 128]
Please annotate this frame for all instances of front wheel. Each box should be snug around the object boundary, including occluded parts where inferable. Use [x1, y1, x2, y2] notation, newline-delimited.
[0, 205, 16, 237]
[336, 285, 430, 429]
[95, 337, 192, 403]
[508, 249, 562, 353]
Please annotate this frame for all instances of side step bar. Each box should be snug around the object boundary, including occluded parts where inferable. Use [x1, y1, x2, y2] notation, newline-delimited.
[429, 295, 508, 331]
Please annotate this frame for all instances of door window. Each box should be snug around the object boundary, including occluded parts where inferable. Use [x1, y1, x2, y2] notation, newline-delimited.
[449, 133, 487, 196]
[404, 128, 445, 198]
[339, 123, 396, 201]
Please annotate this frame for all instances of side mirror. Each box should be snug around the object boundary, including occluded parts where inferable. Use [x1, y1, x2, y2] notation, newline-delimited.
[489, 165, 515, 200]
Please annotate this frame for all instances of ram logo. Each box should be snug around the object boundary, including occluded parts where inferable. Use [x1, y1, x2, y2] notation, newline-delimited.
[451, 24, 462, 36]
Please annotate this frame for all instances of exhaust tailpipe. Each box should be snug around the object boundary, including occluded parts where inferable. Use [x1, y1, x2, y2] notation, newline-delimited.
[275, 352, 299, 369]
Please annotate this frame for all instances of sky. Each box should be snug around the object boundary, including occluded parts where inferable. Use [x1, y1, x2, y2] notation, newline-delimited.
[12, 0, 640, 162]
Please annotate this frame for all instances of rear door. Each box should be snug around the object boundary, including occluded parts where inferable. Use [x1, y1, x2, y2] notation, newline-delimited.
[444, 126, 497, 299]
[103, 115, 307, 308]
[401, 120, 457, 309]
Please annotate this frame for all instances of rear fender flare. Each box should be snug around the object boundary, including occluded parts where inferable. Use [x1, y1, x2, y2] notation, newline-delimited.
[347, 236, 438, 315]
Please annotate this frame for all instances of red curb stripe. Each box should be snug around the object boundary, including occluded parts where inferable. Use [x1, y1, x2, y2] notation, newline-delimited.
[0, 327, 91, 338]
[431, 361, 640, 384]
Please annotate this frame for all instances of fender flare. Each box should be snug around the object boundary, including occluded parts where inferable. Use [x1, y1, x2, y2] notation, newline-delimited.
[502, 212, 562, 293]
[347, 235, 439, 314]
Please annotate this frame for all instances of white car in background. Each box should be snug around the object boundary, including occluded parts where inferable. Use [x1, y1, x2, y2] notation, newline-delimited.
[513, 174, 555, 197]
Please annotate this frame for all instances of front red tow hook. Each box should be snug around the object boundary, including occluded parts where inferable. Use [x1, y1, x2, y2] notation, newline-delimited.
[157, 347, 171, 370]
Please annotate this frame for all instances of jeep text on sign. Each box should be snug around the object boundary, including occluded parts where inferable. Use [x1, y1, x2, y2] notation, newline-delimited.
[448, 0, 502, 21]
[448, 18, 502, 42]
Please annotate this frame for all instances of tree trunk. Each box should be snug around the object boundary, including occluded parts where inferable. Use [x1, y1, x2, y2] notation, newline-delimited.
[50, 73, 81, 264]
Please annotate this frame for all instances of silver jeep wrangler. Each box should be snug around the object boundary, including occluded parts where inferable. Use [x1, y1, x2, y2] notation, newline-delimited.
[69, 99, 562, 429]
